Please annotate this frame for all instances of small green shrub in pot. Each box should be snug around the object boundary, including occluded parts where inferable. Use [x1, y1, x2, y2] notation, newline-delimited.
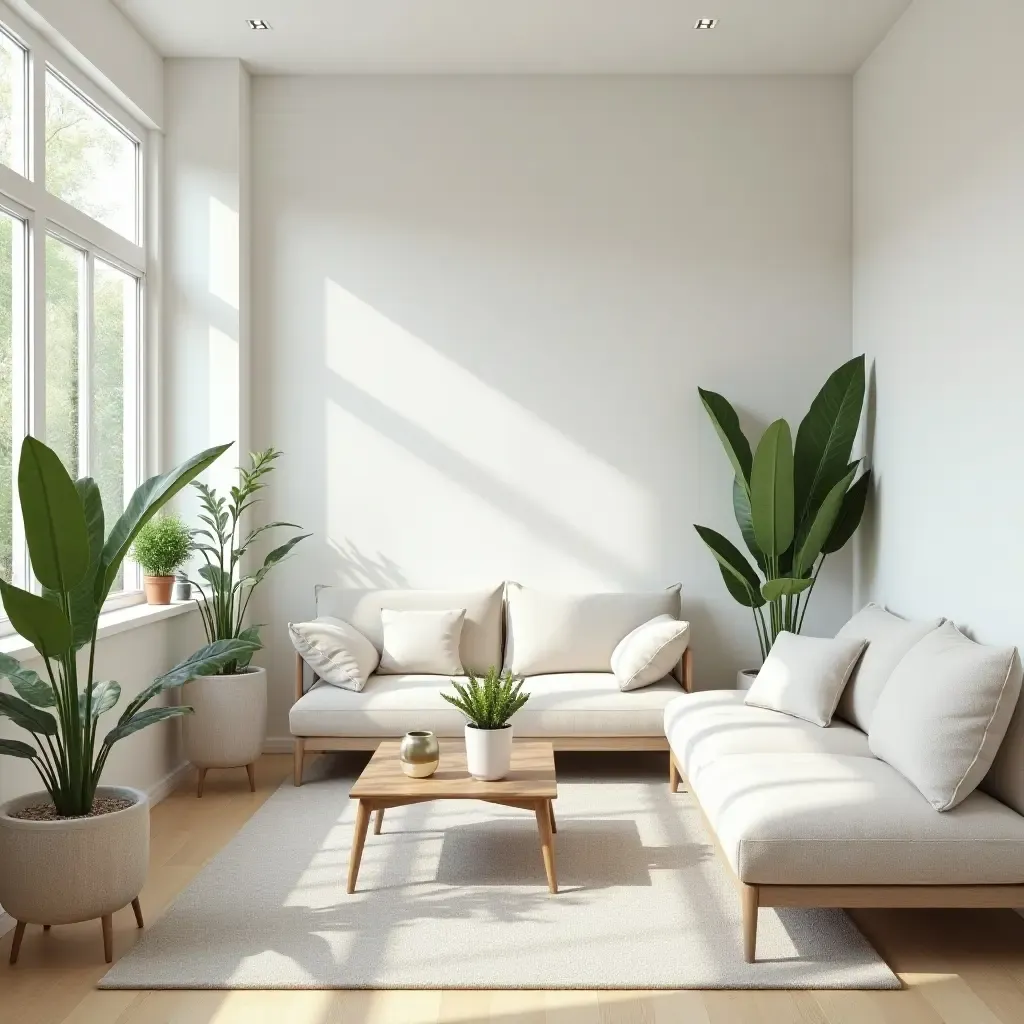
[131, 513, 193, 604]
[442, 668, 530, 781]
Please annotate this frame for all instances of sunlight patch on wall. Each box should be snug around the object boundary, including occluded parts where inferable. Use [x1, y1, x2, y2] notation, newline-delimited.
[208, 325, 239, 494]
[208, 196, 239, 310]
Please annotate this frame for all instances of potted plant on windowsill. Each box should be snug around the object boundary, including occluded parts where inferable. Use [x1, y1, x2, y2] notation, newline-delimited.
[442, 668, 530, 781]
[0, 437, 256, 964]
[131, 513, 193, 605]
[183, 448, 309, 796]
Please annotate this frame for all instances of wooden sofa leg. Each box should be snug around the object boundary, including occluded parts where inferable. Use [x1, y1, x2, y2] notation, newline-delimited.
[293, 738, 306, 786]
[669, 754, 680, 793]
[741, 883, 759, 963]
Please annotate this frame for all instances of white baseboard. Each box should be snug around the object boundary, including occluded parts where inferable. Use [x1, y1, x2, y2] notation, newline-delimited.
[263, 736, 296, 754]
[0, 762, 192, 939]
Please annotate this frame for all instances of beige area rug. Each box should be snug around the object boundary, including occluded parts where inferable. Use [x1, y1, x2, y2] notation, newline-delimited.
[100, 753, 898, 990]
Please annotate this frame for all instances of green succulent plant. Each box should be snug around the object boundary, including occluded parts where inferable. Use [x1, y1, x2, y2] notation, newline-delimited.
[442, 667, 530, 729]
[131, 513, 193, 577]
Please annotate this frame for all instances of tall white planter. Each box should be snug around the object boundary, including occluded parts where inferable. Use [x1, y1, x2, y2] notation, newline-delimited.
[737, 669, 759, 690]
[0, 786, 149, 963]
[183, 667, 267, 795]
[465, 723, 514, 781]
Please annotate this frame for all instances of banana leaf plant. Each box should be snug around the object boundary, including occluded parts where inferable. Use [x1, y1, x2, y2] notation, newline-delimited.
[695, 355, 872, 663]
[0, 437, 259, 817]
[188, 448, 309, 674]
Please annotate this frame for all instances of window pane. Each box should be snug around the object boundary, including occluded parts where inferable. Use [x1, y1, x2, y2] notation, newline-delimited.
[0, 30, 26, 174]
[0, 212, 18, 583]
[94, 260, 136, 592]
[45, 235, 82, 477]
[45, 71, 138, 242]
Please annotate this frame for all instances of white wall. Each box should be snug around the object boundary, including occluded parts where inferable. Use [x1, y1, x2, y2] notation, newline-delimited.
[251, 75, 855, 740]
[853, 0, 1024, 648]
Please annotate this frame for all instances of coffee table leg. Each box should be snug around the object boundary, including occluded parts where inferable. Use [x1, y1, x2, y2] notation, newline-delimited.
[347, 799, 372, 894]
[548, 800, 557, 834]
[535, 799, 558, 893]
[374, 808, 385, 835]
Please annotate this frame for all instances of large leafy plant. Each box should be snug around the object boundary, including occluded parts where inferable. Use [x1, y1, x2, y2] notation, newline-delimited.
[190, 448, 309, 675]
[0, 438, 258, 817]
[695, 356, 871, 663]
[442, 668, 530, 729]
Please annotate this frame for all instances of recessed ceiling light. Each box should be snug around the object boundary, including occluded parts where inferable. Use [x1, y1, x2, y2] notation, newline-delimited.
[246, 19, 271, 30]
[694, 18, 718, 30]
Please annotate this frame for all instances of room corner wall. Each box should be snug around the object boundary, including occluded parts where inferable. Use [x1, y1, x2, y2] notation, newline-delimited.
[853, 0, 1024, 646]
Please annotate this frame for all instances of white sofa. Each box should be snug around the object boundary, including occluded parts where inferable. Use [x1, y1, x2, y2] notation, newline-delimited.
[291, 583, 692, 784]
[664, 608, 1024, 963]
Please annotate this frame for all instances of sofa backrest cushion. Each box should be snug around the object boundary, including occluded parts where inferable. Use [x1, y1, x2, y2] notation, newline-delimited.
[981, 668, 1024, 815]
[504, 583, 681, 676]
[834, 603, 944, 731]
[315, 585, 503, 676]
[868, 621, 1023, 811]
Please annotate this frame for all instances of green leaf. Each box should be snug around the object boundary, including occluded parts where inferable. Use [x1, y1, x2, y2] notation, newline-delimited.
[0, 738, 38, 759]
[719, 565, 765, 608]
[0, 692, 59, 735]
[699, 388, 753, 492]
[822, 470, 872, 555]
[761, 577, 814, 603]
[0, 580, 73, 657]
[793, 463, 859, 576]
[236, 521, 302, 559]
[198, 564, 231, 591]
[694, 525, 762, 597]
[750, 419, 795, 558]
[732, 476, 765, 569]
[260, 533, 310, 573]
[0, 653, 55, 708]
[17, 436, 90, 591]
[794, 356, 865, 529]
[79, 681, 121, 720]
[104, 705, 193, 747]
[97, 443, 232, 606]
[151, 638, 261, 692]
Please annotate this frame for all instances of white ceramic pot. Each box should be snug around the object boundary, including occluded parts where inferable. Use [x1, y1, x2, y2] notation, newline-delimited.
[0, 786, 149, 926]
[183, 666, 267, 769]
[737, 669, 759, 690]
[465, 723, 513, 781]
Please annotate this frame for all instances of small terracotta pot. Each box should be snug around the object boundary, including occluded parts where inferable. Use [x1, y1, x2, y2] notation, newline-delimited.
[143, 575, 175, 605]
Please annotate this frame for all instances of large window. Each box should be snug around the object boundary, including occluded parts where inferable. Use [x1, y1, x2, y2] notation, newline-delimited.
[0, 7, 147, 631]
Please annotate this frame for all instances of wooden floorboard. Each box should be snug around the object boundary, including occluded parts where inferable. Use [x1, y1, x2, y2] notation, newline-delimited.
[2, 753, 1024, 1024]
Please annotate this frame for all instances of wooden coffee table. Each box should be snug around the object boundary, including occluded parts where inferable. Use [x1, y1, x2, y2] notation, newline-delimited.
[347, 739, 559, 894]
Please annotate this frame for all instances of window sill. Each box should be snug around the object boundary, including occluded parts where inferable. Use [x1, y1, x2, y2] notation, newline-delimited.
[0, 601, 198, 659]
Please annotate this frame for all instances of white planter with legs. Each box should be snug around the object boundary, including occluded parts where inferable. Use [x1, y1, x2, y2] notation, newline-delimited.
[465, 723, 514, 781]
[737, 669, 759, 691]
[183, 667, 267, 795]
[0, 786, 149, 963]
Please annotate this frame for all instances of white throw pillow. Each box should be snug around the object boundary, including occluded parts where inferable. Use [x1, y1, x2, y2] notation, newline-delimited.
[288, 616, 379, 693]
[379, 608, 466, 675]
[869, 621, 1022, 811]
[835, 603, 945, 731]
[611, 615, 691, 692]
[504, 583, 682, 676]
[744, 632, 867, 727]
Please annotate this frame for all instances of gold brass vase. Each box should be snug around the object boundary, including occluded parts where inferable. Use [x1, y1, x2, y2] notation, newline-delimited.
[399, 731, 440, 778]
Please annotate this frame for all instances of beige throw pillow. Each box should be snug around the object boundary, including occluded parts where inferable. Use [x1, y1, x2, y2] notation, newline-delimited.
[288, 616, 379, 693]
[379, 608, 466, 675]
[744, 631, 867, 727]
[869, 621, 1022, 811]
[611, 615, 690, 692]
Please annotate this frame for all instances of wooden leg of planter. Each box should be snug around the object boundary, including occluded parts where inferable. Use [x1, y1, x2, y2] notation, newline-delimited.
[246, 762, 256, 792]
[669, 755, 680, 793]
[197, 767, 208, 798]
[9, 921, 26, 964]
[131, 897, 144, 929]
[293, 738, 306, 787]
[101, 914, 113, 964]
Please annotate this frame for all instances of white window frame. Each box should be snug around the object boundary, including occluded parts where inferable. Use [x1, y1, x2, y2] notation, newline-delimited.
[0, 3, 149, 634]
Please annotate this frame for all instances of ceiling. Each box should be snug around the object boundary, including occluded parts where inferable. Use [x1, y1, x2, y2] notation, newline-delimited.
[113, 0, 911, 75]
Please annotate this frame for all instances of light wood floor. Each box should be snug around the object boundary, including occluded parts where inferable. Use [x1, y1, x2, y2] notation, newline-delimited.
[3, 753, 1024, 1024]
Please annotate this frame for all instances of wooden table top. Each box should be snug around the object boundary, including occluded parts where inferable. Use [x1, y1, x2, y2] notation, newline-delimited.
[350, 740, 557, 800]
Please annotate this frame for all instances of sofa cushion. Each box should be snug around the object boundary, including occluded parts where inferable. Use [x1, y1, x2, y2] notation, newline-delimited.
[869, 622, 1022, 811]
[834, 603, 944, 731]
[290, 671, 683, 738]
[288, 616, 380, 692]
[665, 690, 871, 779]
[315, 585, 503, 676]
[743, 631, 867, 727]
[378, 608, 466, 675]
[689, 751, 1024, 885]
[504, 583, 682, 675]
[611, 615, 690, 692]
[983, 691, 1024, 815]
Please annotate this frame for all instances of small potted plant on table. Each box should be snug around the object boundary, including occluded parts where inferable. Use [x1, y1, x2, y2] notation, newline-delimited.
[0, 437, 256, 964]
[132, 513, 193, 605]
[442, 668, 530, 781]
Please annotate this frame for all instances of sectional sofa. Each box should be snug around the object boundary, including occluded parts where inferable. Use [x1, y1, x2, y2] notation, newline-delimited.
[664, 604, 1024, 962]
[291, 583, 692, 785]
